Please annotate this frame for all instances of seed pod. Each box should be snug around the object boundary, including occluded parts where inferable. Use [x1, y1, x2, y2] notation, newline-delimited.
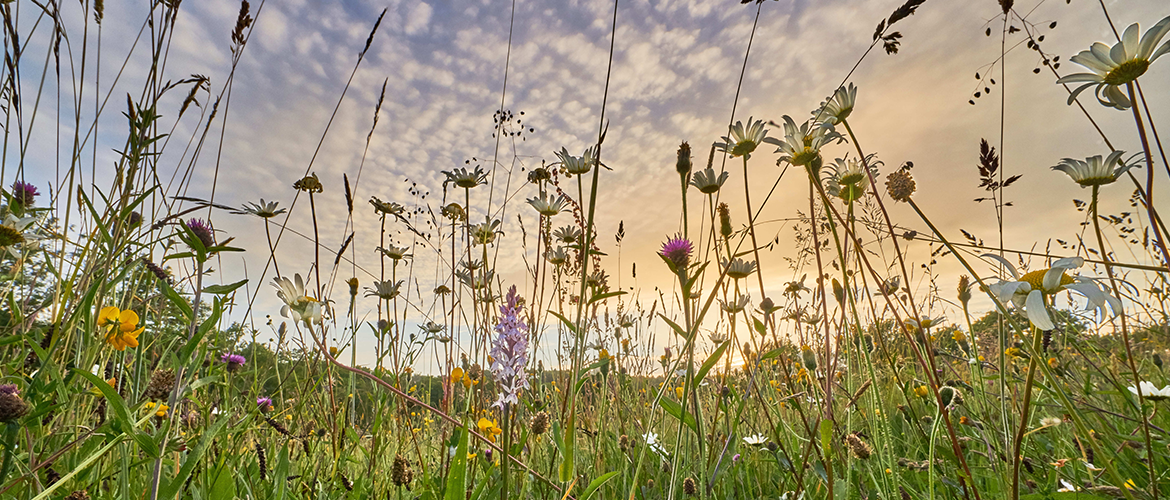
[256, 442, 267, 480]
[530, 411, 550, 436]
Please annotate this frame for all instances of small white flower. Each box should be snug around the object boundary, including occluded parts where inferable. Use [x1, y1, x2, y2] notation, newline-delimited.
[1040, 416, 1063, 427]
[720, 294, 750, 314]
[1057, 16, 1170, 109]
[982, 254, 1120, 331]
[716, 118, 769, 159]
[763, 115, 842, 168]
[272, 273, 323, 326]
[1052, 151, 1136, 187]
[813, 83, 857, 125]
[1129, 380, 1170, 401]
[526, 191, 568, 217]
[742, 433, 768, 446]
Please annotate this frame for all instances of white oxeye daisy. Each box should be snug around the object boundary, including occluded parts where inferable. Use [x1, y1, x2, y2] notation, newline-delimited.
[1057, 16, 1170, 110]
[763, 115, 843, 168]
[238, 199, 286, 219]
[1052, 150, 1136, 187]
[690, 167, 729, 194]
[716, 117, 769, 159]
[721, 257, 757, 280]
[377, 244, 412, 260]
[545, 247, 570, 266]
[470, 219, 502, 246]
[824, 157, 872, 202]
[1129, 380, 1170, 401]
[720, 294, 750, 314]
[365, 280, 404, 301]
[982, 254, 1120, 331]
[272, 273, 323, 326]
[742, 433, 768, 446]
[552, 225, 581, 244]
[554, 146, 598, 176]
[441, 166, 488, 189]
[814, 83, 857, 125]
[526, 191, 568, 217]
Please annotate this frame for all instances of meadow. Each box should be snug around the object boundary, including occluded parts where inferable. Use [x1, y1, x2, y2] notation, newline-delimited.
[2, 0, 1170, 499]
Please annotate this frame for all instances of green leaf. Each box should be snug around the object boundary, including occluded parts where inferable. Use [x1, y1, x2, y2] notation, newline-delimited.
[587, 290, 626, 305]
[211, 462, 238, 499]
[134, 430, 160, 458]
[159, 411, 240, 498]
[658, 397, 698, 436]
[559, 412, 575, 482]
[158, 279, 193, 321]
[695, 340, 731, 385]
[203, 279, 248, 295]
[273, 445, 290, 500]
[581, 471, 619, 500]
[753, 316, 766, 336]
[548, 310, 578, 335]
[444, 426, 469, 500]
[73, 370, 133, 429]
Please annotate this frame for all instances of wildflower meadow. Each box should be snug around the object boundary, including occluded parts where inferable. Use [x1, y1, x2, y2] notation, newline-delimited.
[2, 0, 1170, 499]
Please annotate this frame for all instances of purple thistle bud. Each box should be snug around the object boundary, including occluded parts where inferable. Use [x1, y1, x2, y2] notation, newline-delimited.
[0, 384, 18, 396]
[660, 235, 693, 269]
[11, 181, 38, 207]
[220, 353, 246, 372]
[484, 448, 493, 462]
[185, 218, 215, 248]
[489, 286, 529, 409]
[257, 397, 273, 412]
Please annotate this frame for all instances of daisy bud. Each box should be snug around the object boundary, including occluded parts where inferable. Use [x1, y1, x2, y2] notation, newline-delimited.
[683, 477, 697, 496]
[717, 202, 732, 239]
[676, 142, 692, 177]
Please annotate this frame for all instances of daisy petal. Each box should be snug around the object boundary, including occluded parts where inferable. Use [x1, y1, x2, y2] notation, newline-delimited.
[1025, 289, 1055, 330]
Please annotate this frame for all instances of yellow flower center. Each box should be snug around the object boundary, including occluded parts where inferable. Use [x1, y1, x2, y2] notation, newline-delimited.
[1103, 58, 1149, 86]
[1019, 269, 1075, 295]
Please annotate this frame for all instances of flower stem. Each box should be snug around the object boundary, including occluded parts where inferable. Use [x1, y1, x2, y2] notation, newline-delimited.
[1126, 82, 1170, 271]
[1091, 184, 1157, 500]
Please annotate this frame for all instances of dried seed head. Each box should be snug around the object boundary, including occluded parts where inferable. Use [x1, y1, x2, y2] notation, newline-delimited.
[144, 369, 176, 401]
[619, 434, 630, 451]
[530, 411, 550, 435]
[885, 168, 916, 202]
[845, 433, 872, 459]
[0, 386, 29, 423]
[293, 173, 324, 193]
[682, 477, 696, 496]
[391, 454, 413, 487]
[65, 491, 91, 500]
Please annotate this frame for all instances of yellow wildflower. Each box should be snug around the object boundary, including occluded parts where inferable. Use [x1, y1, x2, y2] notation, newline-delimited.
[97, 306, 144, 351]
[477, 418, 502, 443]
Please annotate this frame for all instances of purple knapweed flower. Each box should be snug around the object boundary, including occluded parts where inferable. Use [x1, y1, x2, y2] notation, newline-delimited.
[257, 397, 273, 412]
[0, 384, 18, 396]
[11, 181, 38, 207]
[489, 286, 529, 409]
[660, 235, 693, 269]
[185, 218, 215, 248]
[732, 453, 741, 463]
[220, 353, 246, 372]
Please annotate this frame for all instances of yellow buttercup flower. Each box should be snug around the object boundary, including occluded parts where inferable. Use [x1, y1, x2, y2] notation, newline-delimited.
[913, 385, 930, 398]
[477, 418, 502, 443]
[97, 306, 144, 351]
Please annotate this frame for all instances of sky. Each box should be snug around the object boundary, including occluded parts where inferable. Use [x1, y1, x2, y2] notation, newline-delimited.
[17, 0, 1170, 370]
